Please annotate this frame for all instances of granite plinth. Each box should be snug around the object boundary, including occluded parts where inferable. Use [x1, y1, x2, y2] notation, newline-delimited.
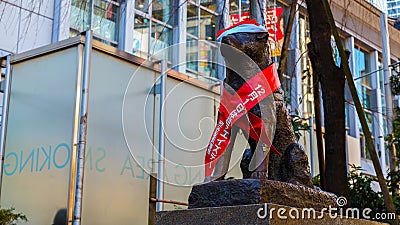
[156, 203, 388, 225]
[188, 179, 337, 211]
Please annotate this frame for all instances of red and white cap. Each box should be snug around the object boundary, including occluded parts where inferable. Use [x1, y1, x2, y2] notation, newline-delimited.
[216, 20, 268, 42]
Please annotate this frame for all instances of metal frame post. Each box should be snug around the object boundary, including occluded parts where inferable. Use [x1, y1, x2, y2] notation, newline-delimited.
[72, 0, 93, 223]
[156, 59, 167, 211]
[0, 55, 12, 200]
[72, 30, 93, 225]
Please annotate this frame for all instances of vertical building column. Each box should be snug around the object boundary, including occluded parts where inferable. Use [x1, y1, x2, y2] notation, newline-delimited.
[215, 0, 229, 80]
[370, 50, 386, 169]
[171, 0, 187, 73]
[288, 10, 302, 115]
[52, 0, 72, 42]
[380, 12, 396, 170]
[250, 0, 266, 26]
[344, 36, 360, 138]
[216, 0, 229, 29]
[119, 0, 135, 53]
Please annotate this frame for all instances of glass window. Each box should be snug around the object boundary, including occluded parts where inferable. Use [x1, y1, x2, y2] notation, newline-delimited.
[354, 47, 371, 109]
[135, 0, 149, 13]
[70, 0, 119, 44]
[200, 0, 216, 12]
[392, 60, 400, 77]
[131, 0, 217, 79]
[331, 38, 342, 67]
[200, 9, 216, 41]
[382, 117, 387, 137]
[198, 41, 217, 77]
[150, 23, 172, 61]
[360, 134, 372, 160]
[365, 111, 374, 138]
[133, 0, 174, 62]
[184, 1, 217, 78]
[241, 0, 250, 13]
[186, 36, 198, 72]
[92, 0, 119, 42]
[359, 111, 374, 160]
[230, 0, 239, 14]
[354, 47, 371, 85]
[362, 86, 371, 110]
[345, 102, 350, 129]
[133, 14, 150, 58]
[152, 0, 172, 25]
[187, 3, 199, 36]
[70, 0, 91, 31]
[229, 0, 250, 24]
[354, 46, 374, 160]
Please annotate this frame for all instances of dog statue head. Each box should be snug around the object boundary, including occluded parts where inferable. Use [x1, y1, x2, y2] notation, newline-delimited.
[220, 32, 273, 78]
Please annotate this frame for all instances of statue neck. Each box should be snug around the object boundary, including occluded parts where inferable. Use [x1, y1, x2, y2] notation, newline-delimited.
[225, 58, 271, 80]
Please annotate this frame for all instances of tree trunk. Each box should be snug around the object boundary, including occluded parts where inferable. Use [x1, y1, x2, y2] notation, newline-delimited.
[305, 0, 349, 199]
[320, 0, 398, 222]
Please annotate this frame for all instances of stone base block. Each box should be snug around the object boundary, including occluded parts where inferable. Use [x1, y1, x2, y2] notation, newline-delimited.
[188, 179, 337, 211]
[156, 204, 387, 225]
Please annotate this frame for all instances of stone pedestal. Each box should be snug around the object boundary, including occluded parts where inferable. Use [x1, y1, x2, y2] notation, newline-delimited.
[155, 203, 387, 225]
[188, 179, 337, 211]
[156, 179, 388, 224]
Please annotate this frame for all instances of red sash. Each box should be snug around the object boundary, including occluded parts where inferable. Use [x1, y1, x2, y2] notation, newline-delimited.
[205, 64, 281, 177]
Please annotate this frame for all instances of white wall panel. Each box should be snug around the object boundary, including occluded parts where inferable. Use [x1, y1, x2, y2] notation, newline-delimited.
[1, 47, 79, 225]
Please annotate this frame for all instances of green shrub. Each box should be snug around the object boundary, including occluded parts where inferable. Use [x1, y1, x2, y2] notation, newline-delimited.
[347, 165, 386, 215]
[0, 207, 27, 225]
[314, 165, 400, 223]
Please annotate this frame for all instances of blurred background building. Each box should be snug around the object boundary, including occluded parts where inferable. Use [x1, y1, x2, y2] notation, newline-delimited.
[387, 0, 400, 18]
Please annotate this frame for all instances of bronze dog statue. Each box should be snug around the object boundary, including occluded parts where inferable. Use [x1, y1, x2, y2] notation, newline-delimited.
[208, 29, 313, 188]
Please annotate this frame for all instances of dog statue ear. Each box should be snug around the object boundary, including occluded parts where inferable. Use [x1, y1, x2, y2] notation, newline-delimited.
[220, 44, 230, 58]
[220, 36, 232, 58]
[256, 32, 269, 42]
[220, 35, 243, 58]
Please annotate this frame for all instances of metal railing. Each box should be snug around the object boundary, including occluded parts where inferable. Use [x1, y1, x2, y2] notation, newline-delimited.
[148, 173, 188, 225]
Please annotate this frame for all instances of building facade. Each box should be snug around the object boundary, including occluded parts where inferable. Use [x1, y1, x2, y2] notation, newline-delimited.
[388, 0, 400, 18]
[1, 0, 400, 180]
